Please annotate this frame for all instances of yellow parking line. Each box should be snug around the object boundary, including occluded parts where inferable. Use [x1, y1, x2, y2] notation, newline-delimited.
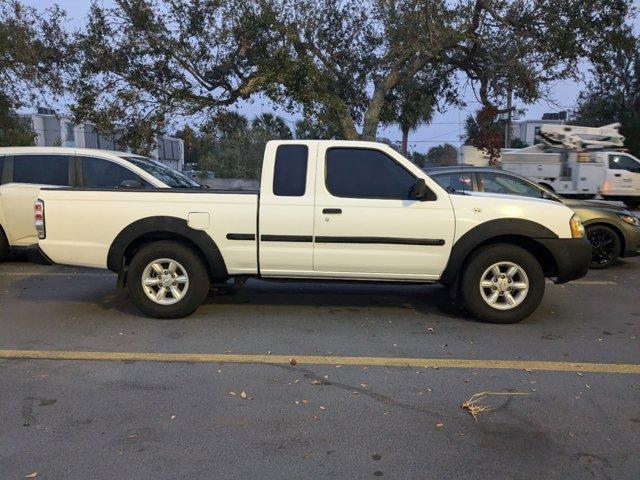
[1, 349, 638, 374]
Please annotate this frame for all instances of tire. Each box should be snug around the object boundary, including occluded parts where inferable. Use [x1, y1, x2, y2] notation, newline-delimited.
[586, 225, 620, 269]
[127, 241, 210, 319]
[0, 228, 9, 263]
[460, 244, 545, 324]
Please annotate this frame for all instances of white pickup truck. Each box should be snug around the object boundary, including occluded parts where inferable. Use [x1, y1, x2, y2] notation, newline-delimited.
[35, 140, 592, 323]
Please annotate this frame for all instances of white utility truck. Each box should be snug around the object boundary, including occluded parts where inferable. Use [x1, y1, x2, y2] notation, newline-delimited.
[501, 123, 640, 208]
[35, 140, 591, 323]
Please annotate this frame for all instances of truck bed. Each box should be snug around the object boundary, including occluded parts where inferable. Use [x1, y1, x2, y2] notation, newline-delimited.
[38, 188, 259, 275]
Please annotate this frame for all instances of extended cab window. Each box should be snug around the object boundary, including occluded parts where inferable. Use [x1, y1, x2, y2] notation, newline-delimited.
[273, 145, 308, 196]
[80, 157, 149, 188]
[609, 154, 640, 173]
[326, 148, 416, 199]
[12, 155, 71, 186]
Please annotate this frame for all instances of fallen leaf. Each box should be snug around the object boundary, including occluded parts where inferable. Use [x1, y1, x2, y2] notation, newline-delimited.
[289, 358, 297, 365]
[294, 379, 301, 384]
[436, 423, 444, 428]
[301, 399, 309, 404]
[311, 380, 322, 385]
[170, 415, 176, 420]
[229, 391, 236, 396]
[240, 391, 247, 399]
[360, 383, 367, 388]
[462, 391, 530, 422]
[126, 434, 138, 439]
[576, 372, 583, 377]
[25, 473, 37, 479]
[524, 368, 534, 373]
[319, 405, 326, 410]
[585, 384, 591, 389]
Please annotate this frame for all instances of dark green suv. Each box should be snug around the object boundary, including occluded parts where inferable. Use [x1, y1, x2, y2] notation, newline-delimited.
[427, 166, 640, 269]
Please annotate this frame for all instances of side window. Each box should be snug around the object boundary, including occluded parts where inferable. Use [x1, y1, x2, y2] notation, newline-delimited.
[80, 156, 148, 188]
[13, 155, 70, 186]
[609, 154, 640, 173]
[273, 145, 308, 196]
[477, 172, 542, 198]
[326, 148, 416, 199]
[0, 156, 4, 184]
[431, 172, 472, 192]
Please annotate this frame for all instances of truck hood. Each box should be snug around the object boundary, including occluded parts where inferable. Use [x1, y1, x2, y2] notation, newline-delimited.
[460, 190, 560, 206]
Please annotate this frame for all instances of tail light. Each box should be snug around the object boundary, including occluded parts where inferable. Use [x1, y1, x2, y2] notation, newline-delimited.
[34, 199, 46, 240]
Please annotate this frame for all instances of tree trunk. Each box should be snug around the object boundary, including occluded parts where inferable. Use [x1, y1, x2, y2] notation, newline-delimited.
[401, 127, 409, 156]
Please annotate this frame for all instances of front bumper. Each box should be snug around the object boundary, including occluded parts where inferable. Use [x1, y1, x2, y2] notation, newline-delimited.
[538, 238, 592, 284]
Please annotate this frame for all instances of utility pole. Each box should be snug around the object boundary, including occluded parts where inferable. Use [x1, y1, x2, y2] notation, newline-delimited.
[505, 89, 512, 148]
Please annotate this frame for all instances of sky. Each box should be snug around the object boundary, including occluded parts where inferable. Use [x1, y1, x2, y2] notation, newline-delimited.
[24, 0, 640, 154]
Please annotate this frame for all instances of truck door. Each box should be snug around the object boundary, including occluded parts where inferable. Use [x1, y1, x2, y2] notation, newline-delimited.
[258, 142, 317, 276]
[312, 144, 455, 280]
[606, 153, 640, 195]
[0, 154, 73, 246]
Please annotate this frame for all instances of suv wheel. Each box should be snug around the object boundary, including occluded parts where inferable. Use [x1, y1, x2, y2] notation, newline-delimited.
[461, 244, 545, 324]
[127, 241, 210, 318]
[587, 225, 620, 269]
[0, 228, 9, 263]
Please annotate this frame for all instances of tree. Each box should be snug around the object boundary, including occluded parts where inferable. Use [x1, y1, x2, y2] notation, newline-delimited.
[381, 77, 437, 155]
[72, 0, 631, 144]
[572, 26, 639, 157]
[424, 143, 459, 167]
[251, 113, 292, 139]
[0, 0, 72, 145]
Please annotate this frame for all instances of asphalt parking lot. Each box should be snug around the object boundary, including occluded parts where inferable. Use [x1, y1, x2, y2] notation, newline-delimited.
[1, 254, 639, 479]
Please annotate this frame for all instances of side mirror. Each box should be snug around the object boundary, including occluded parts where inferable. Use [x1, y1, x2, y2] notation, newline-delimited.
[119, 179, 142, 189]
[409, 178, 434, 201]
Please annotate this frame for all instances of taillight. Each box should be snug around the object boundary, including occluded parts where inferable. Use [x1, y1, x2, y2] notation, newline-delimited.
[34, 199, 45, 240]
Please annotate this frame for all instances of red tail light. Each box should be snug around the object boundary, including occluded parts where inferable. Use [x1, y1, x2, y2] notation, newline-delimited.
[34, 199, 46, 240]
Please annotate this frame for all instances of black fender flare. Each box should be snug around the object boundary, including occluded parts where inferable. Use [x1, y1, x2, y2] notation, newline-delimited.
[107, 216, 228, 281]
[440, 218, 559, 285]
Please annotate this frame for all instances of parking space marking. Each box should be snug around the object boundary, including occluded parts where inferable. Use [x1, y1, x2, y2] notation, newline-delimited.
[1, 349, 638, 374]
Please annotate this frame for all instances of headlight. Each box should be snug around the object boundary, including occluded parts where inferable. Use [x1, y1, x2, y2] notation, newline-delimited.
[619, 214, 640, 227]
[570, 215, 585, 238]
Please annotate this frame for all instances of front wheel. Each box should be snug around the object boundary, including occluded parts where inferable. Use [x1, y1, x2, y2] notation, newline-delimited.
[460, 244, 545, 324]
[127, 241, 210, 318]
[586, 225, 620, 269]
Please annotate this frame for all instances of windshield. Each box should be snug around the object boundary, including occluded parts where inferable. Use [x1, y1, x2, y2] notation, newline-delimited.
[120, 156, 202, 188]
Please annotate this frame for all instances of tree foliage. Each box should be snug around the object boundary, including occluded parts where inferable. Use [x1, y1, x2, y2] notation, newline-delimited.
[424, 143, 459, 167]
[571, 26, 639, 157]
[71, 0, 633, 144]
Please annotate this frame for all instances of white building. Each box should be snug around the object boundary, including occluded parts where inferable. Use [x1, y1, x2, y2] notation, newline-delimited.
[19, 109, 185, 171]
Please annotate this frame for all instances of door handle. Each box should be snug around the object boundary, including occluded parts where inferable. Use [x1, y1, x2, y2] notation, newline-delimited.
[614, 173, 622, 177]
[322, 208, 342, 214]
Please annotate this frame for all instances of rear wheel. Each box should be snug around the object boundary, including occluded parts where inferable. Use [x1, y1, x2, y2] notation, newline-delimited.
[460, 244, 545, 324]
[127, 241, 210, 318]
[0, 228, 9, 263]
[587, 225, 620, 269]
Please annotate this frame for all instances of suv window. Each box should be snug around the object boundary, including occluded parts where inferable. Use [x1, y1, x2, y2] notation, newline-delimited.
[13, 155, 71, 186]
[477, 172, 542, 198]
[80, 156, 149, 188]
[326, 148, 416, 199]
[431, 172, 472, 192]
[273, 145, 308, 196]
[609, 154, 640, 173]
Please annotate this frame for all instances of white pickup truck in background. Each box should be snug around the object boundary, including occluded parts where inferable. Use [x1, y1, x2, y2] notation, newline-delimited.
[35, 140, 592, 323]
